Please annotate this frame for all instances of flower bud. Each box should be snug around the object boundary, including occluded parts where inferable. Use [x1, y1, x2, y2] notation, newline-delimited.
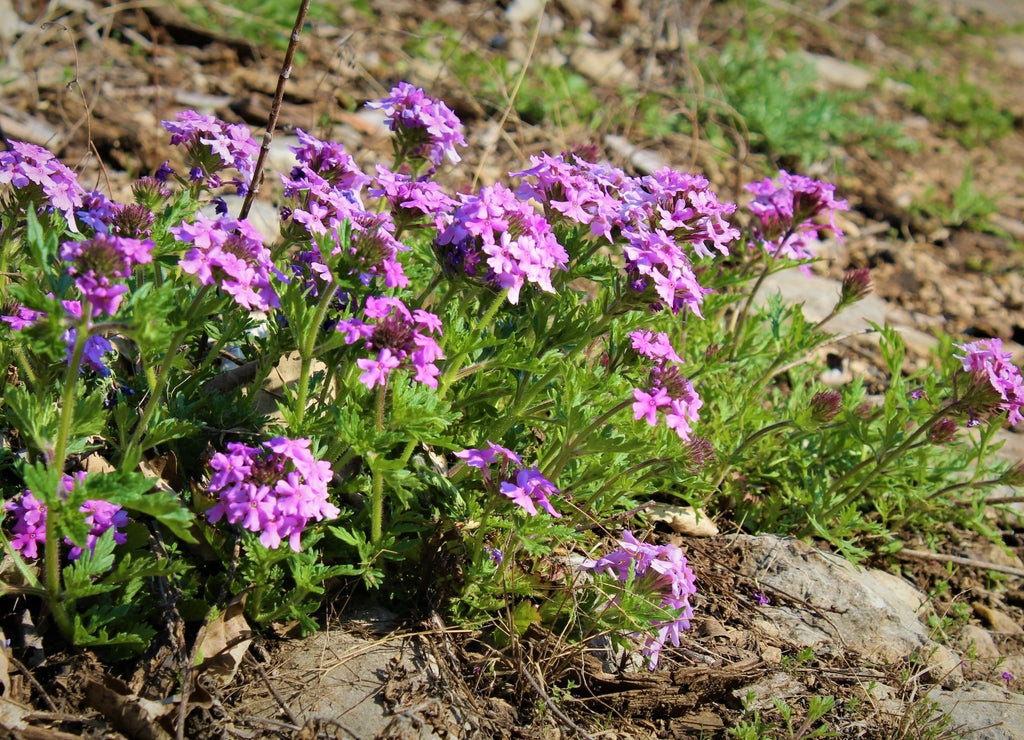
[929, 417, 958, 444]
[809, 390, 842, 423]
[840, 267, 872, 305]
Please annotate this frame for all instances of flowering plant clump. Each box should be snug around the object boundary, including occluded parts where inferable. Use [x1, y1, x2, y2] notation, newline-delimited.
[583, 531, 697, 668]
[1, 72, 1021, 677]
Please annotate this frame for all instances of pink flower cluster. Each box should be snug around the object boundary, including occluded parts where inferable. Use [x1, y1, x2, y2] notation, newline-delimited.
[455, 441, 562, 517]
[4, 474, 129, 560]
[367, 82, 467, 167]
[515, 154, 740, 315]
[955, 338, 1024, 426]
[629, 330, 702, 441]
[745, 170, 849, 268]
[162, 110, 258, 194]
[171, 213, 280, 311]
[336, 296, 444, 389]
[0, 139, 86, 231]
[582, 531, 697, 669]
[283, 130, 408, 289]
[59, 233, 154, 317]
[205, 437, 339, 552]
[436, 183, 569, 304]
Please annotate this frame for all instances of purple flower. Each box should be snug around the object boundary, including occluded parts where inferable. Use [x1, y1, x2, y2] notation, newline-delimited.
[205, 437, 339, 552]
[745, 170, 849, 269]
[337, 296, 443, 390]
[1002, 671, 1014, 688]
[512, 152, 627, 238]
[499, 467, 562, 518]
[582, 531, 697, 669]
[60, 233, 154, 317]
[629, 331, 702, 441]
[171, 213, 280, 311]
[457, 444, 561, 517]
[162, 110, 258, 194]
[3, 301, 114, 376]
[367, 82, 467, 167]
[435, 184, 568, 304]
[371, 165, 457, 230]
[0, 140, 86, 231]
[3, 474, 129, 561]
[955, 338, 1024, 426]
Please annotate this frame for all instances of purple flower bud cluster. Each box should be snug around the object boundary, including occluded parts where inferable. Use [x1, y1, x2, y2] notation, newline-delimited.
[367, 82, 467, 167]
[435, 183, 569, 304]
[955, 338, 1024, 426]
[171, 213, 280, 311]
[59, 233, 154, 317]
[336, 296, 444, 389]
[0, 140, 86, 231]
[161, 111, 258, 194]
[455, 441, 562, 517]
[745, 170, 849, 268]
[205, 437, 339, 552]
[582, 530, 697, 669]
[4, 473, 129, 560]
[515, 154, 740, 316]
[629, 330, 702, 441]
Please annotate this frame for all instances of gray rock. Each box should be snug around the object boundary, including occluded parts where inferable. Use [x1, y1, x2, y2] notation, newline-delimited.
[927, 681, 1024, 740]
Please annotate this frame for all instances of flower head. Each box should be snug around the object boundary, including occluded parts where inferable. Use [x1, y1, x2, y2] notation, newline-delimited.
[3, 474, 129, 561]
[582, 531, 697, 669]
[162, 110, 258, 194]
[0, 140, 86, 231]
[205, 437, 339, 552]
[435, 183, 568, 304]
[457, 443, 561, 517]
[955, 338, 1024, 426]
[60, 233, 154, 317]
[336, 296, 443, 389]
[629, 331, 702, 441]
[367, 82, 467, 167]
[745, 170, 849, 268]
[171, 213, 280, 311]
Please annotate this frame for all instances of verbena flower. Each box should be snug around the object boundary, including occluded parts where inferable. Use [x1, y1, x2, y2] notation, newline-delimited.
[161, 110, 258, 194]
[4, 474, 129, 561]
[435, 183, 568, 304]
[456, 442, 561, 517]
[371, 165, 456, 230]
[367, 82, 467, 167]
[629, 330, 702, 441]
[205, 437, 339, 552]
[336, 296, 444, 389]
[0, 139, 86, 231]
[2, 301, 114, 376]
[171, 213, 280, 311]
[745, 170, 849, 268]
[582, 530, 697, 669]
[59, 233, 154, 317]
[954, 338, 1024, 425]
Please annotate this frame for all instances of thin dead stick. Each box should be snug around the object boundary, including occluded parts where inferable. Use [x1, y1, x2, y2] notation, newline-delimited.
[518, 662, 598, 740]
[898, 549, 1024, 578]
[238, 0, 311, 220]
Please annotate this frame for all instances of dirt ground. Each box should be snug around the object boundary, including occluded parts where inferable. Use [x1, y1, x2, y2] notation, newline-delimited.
[2, 0, 1024, 737]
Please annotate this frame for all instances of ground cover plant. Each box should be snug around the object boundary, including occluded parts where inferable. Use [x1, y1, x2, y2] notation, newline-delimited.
[2, 1, 1024, 736]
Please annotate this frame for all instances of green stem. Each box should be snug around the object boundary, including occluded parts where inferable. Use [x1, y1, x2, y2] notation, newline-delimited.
[711, 420, 796, 490]
[437, 289, 508, 397]
[370, 382, 387, 547]
[123, 284, 213, 462]
[45, 320, 88, 640]
[803, 405, 953, 534]
[546, 397, 634, 480]
[293, 276, 339, 429]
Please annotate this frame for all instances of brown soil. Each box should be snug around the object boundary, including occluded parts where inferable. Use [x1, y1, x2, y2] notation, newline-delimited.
[2, 0, 1024, 738]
